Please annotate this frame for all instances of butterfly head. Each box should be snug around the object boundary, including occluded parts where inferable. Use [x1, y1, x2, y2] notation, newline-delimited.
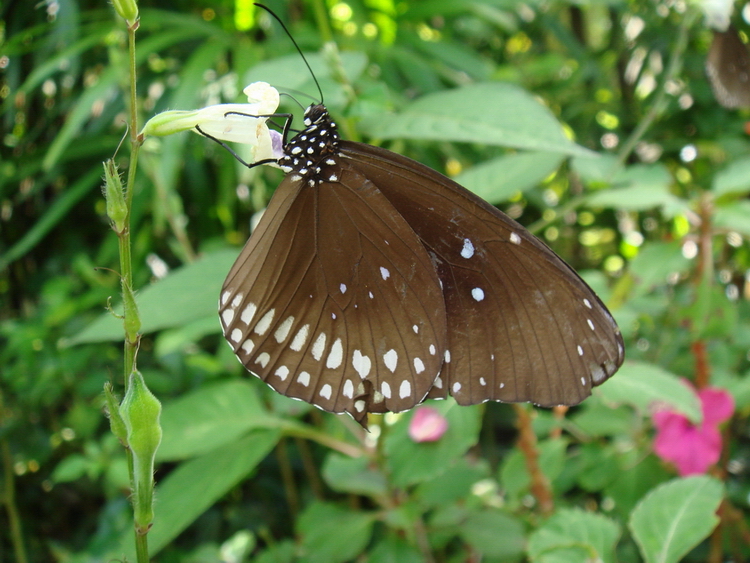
[278, 104, 341, 187]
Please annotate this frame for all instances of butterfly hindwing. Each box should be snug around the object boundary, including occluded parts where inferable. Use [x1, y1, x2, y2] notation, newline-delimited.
[340, 141, 624, 407]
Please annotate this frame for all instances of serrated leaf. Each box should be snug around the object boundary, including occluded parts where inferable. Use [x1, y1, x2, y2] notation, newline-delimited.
[528, 508, 621, 563]
[297, 502, 375, 563]
[383, 399, 482, 487]
[712, 156, 750, 197]
[454, 151, 565, 204]
[69, 248, 239, 344]
[157, 380, 275, 461]
[629, 476, 723, 563]
[360, 83, 591, 156]
[459, 510, 526, 558]
[597, 361, 701, 422]
[322, 453, 388, 496]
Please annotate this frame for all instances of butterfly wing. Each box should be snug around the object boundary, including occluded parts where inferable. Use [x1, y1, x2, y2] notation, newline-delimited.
[340, 141, 624, 407]
[219, 162, 447, 425]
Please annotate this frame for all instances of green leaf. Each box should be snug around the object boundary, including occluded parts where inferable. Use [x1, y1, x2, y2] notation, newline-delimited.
[112, 429, 279, 560]
[69, 248, 239, 344]
[383, 399, 482, 487]
[321, 452, 388, 496]
[415, 457, 490, 507]
[297, 502, 375, 563]
[712, 156, 750, 197]
[713, 200, 750, 237]
[157, 380, 276, 461]
[367, 535, 424, 563]
[459, 509, 526, 558]
[500, 437, 568, 501]
[629, 476, 724, 563]
[627, 241, 692, 296]
[597, 361, 701, 422]
[528, 508, 621, 563]
[360, 83, 591, 156]
[454, 151, 565, 204]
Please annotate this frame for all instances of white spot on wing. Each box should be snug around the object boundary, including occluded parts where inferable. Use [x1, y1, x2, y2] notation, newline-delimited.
[320, 384, 332, 400]
[510, 232, 521, 245]
[231, 293, 243, 307]
[222, 309, 235, 325]
[343, 379, 354, 398]
[241, 302, 257, 325]
[383, 349, 398, 372]
[460, 238, 475, 258]
[452, 382, 462, 393]
[444, 350, 451, 363]
[297, 371, 311, 387]
[312, 332, 327, 361]
[241, 339, 255, 355]
[577, 345, 584, 356]
[434, 376, 443, 389]
[221, 291, 231, 306]
[413, 357, 425, 374]
[230, 328, 242, 343]
[253, 309, 275, 335]
[340, 283, 347, 294]
[587, 319, 595, 331]
[471, 288, 485, 302]
[274, 316, 295, 343]
[412, 324, 419, 334]
[255, 352, 270, 368]
[275, 366, 289, 381]
[583, 298, 592, 309]
[429, 344, 436, 355]
[480, 377, 486, 386]
[326, 338, 343, 369]
[381, 381, 392, 398]
[290, 324, 310, 352]
[352, 350, 372, 378]
[399, 380, 411, 398]
[380, 267, 390, 280]
[354, 400, 365, 412]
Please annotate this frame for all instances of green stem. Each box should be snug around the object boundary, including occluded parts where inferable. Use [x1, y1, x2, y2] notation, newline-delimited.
[121, 17, 148, 563]
[309, 0, 333, 43]
[1, 397, 28, 563]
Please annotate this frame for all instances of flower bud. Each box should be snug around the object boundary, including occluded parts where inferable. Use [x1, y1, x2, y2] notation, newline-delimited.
[121, 280, 141, 345]
[408, 406, 448, 443]
[112, 0, 139, 23]
[103, 159, 127, 234]
[104, 382, 128, 444]
[120, 370, 162, 532]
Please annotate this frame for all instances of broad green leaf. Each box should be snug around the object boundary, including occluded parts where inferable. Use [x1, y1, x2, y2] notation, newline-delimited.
[383, 399, 482, 487]
[297, 502, 375, 563]
[627, 241, 692, 296]
[587, 184, 684, 212]
[459, 510, 526, 558]
[367, 535, 424, 563]
[528, 508, 621, 563]
[629, 476, 723, 563]
[500, 437, 568, 500]
[597, 361, 701, 422]
[415, 457, 490, 507]
[114, 429, 279, 560]
[713, 200, 750, 237]
[322, 452, 388, 496]
[605, 454, 672, 519]
[454, 151, 565, 204]
[570, 398, 636, 437]
[360, 83, 591, 156]
[157, 380, 275, 461]
[253, 541, 296, 563]
[69, 248, 238, 344]
[712, 156, 750, 197]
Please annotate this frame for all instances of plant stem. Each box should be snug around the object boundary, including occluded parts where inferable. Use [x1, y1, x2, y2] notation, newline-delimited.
[1, 400, 28, 563]
[513, 404, 554, 515]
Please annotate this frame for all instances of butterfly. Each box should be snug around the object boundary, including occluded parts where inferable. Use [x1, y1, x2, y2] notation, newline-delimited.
[216, 7, 624, 428]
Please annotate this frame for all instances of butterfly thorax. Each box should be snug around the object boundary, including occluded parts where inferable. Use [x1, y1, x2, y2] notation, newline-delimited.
[278, 104, 342, 187]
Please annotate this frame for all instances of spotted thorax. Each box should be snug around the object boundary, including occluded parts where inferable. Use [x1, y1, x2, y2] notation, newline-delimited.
[141, 81, 284, 165]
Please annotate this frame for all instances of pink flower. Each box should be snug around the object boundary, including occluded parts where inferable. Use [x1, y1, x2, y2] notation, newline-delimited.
[409, 406, 448, 443]
[652, 382, 734, 476]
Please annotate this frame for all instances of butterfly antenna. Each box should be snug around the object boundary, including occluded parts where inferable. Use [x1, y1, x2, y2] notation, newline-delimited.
[254, 3, 324, 104]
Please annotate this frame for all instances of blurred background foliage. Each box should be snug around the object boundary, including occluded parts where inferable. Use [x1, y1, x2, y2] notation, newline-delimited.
[2, 0, 750, 560]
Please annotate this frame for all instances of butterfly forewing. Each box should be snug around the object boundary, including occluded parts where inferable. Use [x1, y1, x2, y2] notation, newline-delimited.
[220, 155, 447, 423]
[340, 141, 624, 407]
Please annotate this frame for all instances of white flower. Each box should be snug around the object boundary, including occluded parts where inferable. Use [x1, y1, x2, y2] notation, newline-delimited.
[141, 81, 283, 165]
